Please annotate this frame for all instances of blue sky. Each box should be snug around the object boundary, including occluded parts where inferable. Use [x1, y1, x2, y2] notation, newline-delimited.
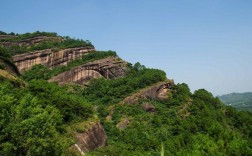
[1, 0, 252, 95]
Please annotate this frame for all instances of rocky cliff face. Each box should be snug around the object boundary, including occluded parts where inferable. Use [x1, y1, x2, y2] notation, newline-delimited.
[74, 122, 107, 155]
[0, 36, 63, 47]
[49, 56, 127, 85]
[12, 47, 95, 73]
[0, 35, 16, 40]
[122, 81, 174, 104]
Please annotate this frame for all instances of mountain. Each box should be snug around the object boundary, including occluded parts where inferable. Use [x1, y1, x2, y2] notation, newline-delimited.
[219, 92, 252, 112]
[0, 31, 252, 156]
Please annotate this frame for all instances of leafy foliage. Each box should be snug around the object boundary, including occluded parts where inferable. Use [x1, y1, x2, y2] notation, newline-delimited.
[0, 47, 19, 75]
[0, 79, 92, 155]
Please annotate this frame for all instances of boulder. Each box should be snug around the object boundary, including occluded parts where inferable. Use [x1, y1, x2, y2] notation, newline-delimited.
[141, 103, 156, 112]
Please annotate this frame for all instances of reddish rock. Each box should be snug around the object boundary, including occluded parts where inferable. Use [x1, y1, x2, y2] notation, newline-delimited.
[141, 103, 156, 112]
[12, 47, 95, 73]
[0, 36, 63, 47]
[74, 122, 107, 154]
[49, 56, 127, 85]
[122, 81, 174, 104]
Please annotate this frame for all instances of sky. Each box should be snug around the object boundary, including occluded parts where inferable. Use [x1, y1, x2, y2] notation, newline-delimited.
[0, 0, 252, 95]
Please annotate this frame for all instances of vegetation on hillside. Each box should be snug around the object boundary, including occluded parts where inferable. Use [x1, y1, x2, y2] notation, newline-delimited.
[219, 92, 252, 112]
[0, 31, 252, 155]
[89, 85, 252, 155]
[0, 31, 93, 55]
[0, 79, 92, 156]
[83, 64, 166, 105]
[0, 47, 19, 75]
[0, 31, 57, 42]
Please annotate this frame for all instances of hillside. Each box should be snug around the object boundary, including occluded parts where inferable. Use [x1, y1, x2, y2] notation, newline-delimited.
[0, 31, 252, 156]
[219, 92, 252, 112]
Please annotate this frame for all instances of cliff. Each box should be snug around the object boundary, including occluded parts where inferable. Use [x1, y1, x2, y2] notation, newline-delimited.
[73, 122, 107, 155]
[49, 56, 127, 85]
[0, 36, 63, 47]
[0, 35, 16, 40]
[122, 80, 174, 104]
[12, 47, 95, 73]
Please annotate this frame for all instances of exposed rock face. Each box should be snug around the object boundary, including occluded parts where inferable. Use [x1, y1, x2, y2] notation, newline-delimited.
[74, 122, 107, 154]
[141, 103, 156, 112]
[0, 57, 19, 75]
[0, 35, 16, 40]
[122, 81, 174, 104]
[116, 118, 130, 130]
[49, 56, 127, 85]
[0, 36, 63, 47]
[50, 70, 103, 85]
[12, 47, 95, 73]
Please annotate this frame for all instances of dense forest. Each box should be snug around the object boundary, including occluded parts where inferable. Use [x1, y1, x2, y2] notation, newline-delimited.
[0, 31, 252, 156]
[219, 92, 252, 112]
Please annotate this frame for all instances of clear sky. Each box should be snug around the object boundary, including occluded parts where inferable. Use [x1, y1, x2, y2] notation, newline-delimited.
[1, 0, 252, 95]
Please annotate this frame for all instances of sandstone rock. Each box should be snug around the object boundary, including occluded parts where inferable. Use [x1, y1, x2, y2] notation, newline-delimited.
[74, 122, 107, 154]
[0, 36, 63, 47]
[12, 47, 95, 73]
[122, 80, 174, 104]
[49, 56, 127, 85]
[0, 35, 17, 40]
[141, 103, 155, 112]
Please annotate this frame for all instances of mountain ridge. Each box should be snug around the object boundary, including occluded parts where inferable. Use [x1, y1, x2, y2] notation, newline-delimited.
[0, 31, 252, 156]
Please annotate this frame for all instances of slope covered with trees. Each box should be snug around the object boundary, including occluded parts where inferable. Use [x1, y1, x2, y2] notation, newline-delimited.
[219, 92, 252, 112]
[0, 31, 252, 156]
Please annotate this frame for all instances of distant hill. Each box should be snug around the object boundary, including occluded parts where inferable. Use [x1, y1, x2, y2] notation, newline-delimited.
[219, 92, 252, 111]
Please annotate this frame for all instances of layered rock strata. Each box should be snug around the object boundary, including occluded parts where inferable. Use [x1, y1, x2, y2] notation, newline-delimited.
[12, 47, 95, 73]
[74, 122, 107, 154]
[0, 36, 63, 47]
[0, 35, 17, 40]
[49, 56, 127, 85]
[122, 81, 174, 104]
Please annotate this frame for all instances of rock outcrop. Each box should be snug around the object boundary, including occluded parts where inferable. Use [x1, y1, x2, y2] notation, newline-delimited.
[141, 103, 156, 112]
[0, 36, 63, 47]
[0, 57, 19, 75]
[0, 35, 16, 40]
[12, 47, 95, 73]
[122, 80, 174, 104]
[74, 122, 107, 155]
[49, 56, 127, 85]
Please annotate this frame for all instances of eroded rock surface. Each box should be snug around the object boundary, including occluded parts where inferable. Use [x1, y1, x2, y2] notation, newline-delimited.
[141, 103, 156, 112]
[49, 56, 127, 85]
[0, 36, 63, 47]
[74, 122, 107, 154]
[0, 35, 17, 40]
[122, 81, 174, 104]
[12, 47, 95, 73]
